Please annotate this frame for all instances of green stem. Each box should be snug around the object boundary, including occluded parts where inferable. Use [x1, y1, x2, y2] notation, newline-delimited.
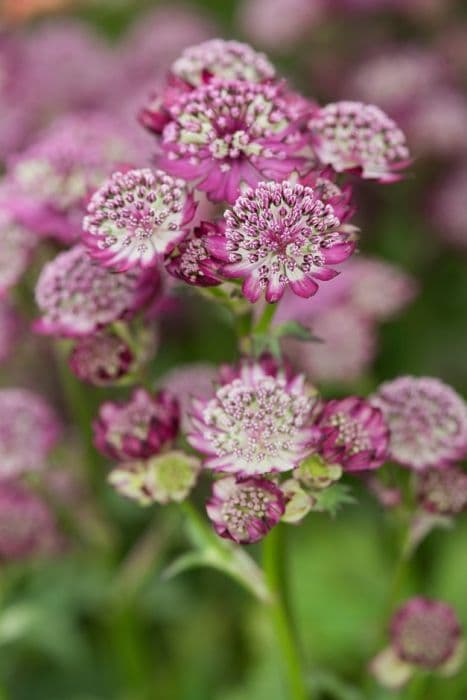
[263, 526, 310, 700]
[253, 302, 278, 336]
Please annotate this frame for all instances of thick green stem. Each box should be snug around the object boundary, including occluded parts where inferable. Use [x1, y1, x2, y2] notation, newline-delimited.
[253, 302, 279, 336]
[263, 526, 310, 700]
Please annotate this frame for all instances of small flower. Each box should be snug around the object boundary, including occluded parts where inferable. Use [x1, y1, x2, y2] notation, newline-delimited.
[293, 453, 343, 489]
[158, 362, 217, 431]
[281, 478, 315, 524]
[165, 221, 223, 287]
[0, 301, 21, 363]
[109, 450, 200, 505]
[0, 481, 58, 561]
[34, 245, 160, 337]
[156, 79, 309, 203]
[9, 113, 145, 244]
[372, 376, 467, 470]
[188, 360, 318, 475]
[416, 466, 467, 516]
[209, 180, 356, 303]
[171, 39, 276, 86]
[93, 388, 179, 461]
[431, 166, 467, 250]
[308, 101, 410, 182]
[347, 257, 417, 321]
[371, 598, 464, 688]
[83, 168, 197, 271]
[68, 331, 135, 386]
[314, 397, 389, 471]
[206, 475, 285, 544]
[0, 388, 60, 479]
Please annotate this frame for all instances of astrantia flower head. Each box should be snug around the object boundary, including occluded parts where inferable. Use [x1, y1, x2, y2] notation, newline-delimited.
[69, 331, 134, 386]
[0, 482, 58, 561]
[391, 598, 462, 669]
[93, 388, 180, 461]
[83, 168, 197, 271]
[308, 101, 410, 182]
[188, 360, 319, 475]
[416, 466, 467, 516]
[35, 245, 160, 337]
[209, 180, 356, 303]
[206, 475, 285, 543]
[315, 397, 389, 471]
[372, 376, 467, 470]
[432, 167, 467, 250]
[157, 79, 309, 203]
[166, 221, 223, 287]
[171, 39, 276, 86]
[0, 389, 60, 479]
[10, 113, 146, 244]
[347, 257, 417, 321]
[372, 597, 464, 688]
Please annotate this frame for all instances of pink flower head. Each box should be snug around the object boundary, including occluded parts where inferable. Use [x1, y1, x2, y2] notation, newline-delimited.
[347, 257, 417, 321]
[93, 388, 180, 461]
[9, 113, 146, 244]
[431, 166, 467, 250]
[238, 0, 326, 51]
[166, 221, 223, 287]
[188, 360, 319, 475]
[206, 475, 285, 543]
[69, 331, 134, 387]
[372, 376, 467, 471]
[0, 388, 60, 479]
[299, 167, 355, 223]
[308, 101, 411, 182]
[390, 598, 462, 670]
[416, 466, 467, 516]
[156, 79, 309, 203]
[0, 481, 58, 561]
[0, 301, 21, 363]
[314, 397, 389, 471]
[210, 180, 356, 303]
[171, 39, 276, 86]
[34, 245, 160, 337]
[83, 168, 197, 271]
[159, 363, 217, 431]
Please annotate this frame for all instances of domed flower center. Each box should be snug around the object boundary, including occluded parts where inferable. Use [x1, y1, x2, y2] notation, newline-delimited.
[397, 610, 457, 668]
[327, 412, 371, 455]
[221, 485, 272, 538]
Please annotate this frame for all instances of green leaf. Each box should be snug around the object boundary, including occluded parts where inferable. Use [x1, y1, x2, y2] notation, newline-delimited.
[313, 484, 356, 517]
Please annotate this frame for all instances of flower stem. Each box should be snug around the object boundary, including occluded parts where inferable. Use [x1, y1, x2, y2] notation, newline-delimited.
[253, 302, 278, 336]
[263, 525, 310, 700]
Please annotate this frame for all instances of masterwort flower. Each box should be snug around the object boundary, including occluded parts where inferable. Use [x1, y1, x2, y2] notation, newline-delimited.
[188, 360, 319, 475]
[0, 388, 60, 479]
[371, 597, 464, 688]
[208, 180, 357, 303]
[308, 101, 410, 182]
[171, 39, 276, 86]
[206, 475, 285, 544]
[166, 221, 224, 287]
[314, 396, 389, 471]
[69, 331, 135, 386]
[34, 245, 160, 337]
[0, 481, 58, 561]
[372, 376, 467, 470]
[416, 465, 467, 516]
[83, 168, 197, 271]
[109, 450, 200, 506]
[156, 78, 309, 203]
[93, 388, 179, 461]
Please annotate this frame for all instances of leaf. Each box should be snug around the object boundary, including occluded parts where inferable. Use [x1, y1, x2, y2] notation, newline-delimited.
[313, 484, 356, 517]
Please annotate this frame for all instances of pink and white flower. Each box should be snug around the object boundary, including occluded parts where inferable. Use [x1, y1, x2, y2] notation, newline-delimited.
[188, 360, 319, 475]
[208, 180, 357, 303]
[206, 475, 285, 543]
[69, 331, 134, 387]
[83, 168, 197, 271]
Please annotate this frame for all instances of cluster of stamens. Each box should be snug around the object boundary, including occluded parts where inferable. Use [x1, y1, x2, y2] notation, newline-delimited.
[328, 412, 371, 455]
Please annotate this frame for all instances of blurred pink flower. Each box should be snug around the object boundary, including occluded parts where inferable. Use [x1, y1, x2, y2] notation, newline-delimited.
[237, 0, 325, 51]
[431, 166, 467, 249]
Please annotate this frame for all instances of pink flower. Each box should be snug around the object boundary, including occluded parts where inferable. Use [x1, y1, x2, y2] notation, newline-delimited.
[431, 166, 467, 250]
[69, 331, 134, 387]
[206, 475, 285, 544]
[314, 396, 389, 471]
[34, 245, 160, 337]
[371, 597, 464, 689]
[165, 221, 223, 287]
[208, 180, 356, 303]
[0, 190, 38, 297]
[158, 362, 217, 431]
[171, 39, 276, 86]
[0, 301, 21, 364]
[391, 598, 462, 669]
[93, 388, 180, 461]
[0, 481, 58, 561]
[0, 388, 60, 479]
[83, 168, 197, 271]
[372, 376, 467, 470]
[188, 360, 319, 475]
[9, 113, 147, 245]
[308, 101, 411, 182]
[155, 79, 310, 204]
[416, 466, 467, 516]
